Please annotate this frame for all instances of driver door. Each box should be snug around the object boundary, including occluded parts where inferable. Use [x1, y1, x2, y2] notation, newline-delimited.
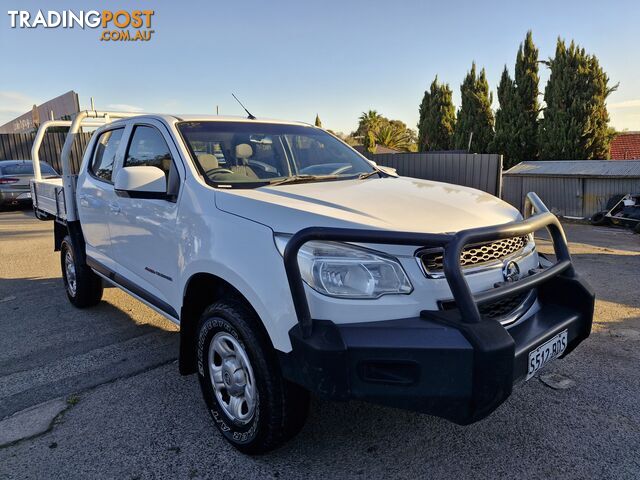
[107, 120, 185, 316]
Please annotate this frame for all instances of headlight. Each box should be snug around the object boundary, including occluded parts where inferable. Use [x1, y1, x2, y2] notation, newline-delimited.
[274, 234, 413, 299]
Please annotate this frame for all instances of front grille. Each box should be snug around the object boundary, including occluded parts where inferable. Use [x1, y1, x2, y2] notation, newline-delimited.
[419, 235, 529, 273]
[439, 290, 534, 325]
[478, 291, 529, 319]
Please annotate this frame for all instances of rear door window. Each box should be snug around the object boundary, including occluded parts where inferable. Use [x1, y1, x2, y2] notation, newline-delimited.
[90, 129, 124, 183]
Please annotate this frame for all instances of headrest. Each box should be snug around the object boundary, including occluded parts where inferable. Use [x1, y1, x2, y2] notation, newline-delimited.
[197, 153, 219, 171]
[235, 143, 253, 159]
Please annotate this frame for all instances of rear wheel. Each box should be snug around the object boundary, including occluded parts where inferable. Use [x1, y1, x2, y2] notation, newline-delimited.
[197, 299, 309, 454]
[60, 236, 103, 308]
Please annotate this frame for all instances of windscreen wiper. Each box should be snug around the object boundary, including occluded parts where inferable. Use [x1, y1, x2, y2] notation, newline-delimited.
[268, 174, 342, 186]
[358, 170, 382, 180]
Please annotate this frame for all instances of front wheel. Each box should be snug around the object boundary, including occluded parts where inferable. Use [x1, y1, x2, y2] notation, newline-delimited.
[60, 236, 103, 308]
[197, 299, 309, 454]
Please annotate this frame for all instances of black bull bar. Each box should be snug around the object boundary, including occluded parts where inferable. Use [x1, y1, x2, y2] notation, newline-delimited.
[280, 192, 594, 424]
[283, 192, 573, 338]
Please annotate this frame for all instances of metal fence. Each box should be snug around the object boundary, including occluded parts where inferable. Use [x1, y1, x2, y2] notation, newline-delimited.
[0, 132, 93, 174]
[366, 152, 503, 196]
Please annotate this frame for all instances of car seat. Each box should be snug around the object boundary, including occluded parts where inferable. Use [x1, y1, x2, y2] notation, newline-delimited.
[231, 144, 259, 179]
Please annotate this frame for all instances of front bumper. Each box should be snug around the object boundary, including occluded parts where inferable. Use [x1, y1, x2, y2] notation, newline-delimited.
[280, 274, 593, 425]
[279, 193, 595, 425]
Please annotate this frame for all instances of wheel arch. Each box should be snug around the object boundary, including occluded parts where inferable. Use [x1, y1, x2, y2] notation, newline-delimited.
[179, 272, 273, 375]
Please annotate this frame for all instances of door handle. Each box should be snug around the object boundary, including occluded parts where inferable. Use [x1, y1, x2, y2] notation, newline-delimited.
[109, 203, 121, 214]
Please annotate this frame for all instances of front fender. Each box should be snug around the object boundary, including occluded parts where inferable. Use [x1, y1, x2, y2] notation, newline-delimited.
[178, 210, 298, 353]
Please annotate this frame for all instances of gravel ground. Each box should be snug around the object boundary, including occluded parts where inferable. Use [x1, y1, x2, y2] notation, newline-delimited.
[0, 208, 639, 480]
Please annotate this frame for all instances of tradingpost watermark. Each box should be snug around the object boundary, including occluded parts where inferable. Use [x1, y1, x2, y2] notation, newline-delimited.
[7, 9, 155, 42]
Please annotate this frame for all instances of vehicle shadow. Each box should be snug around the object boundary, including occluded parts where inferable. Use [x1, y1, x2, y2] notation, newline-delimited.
[0, 204, 33, 214]
[0, 275, 178, 418]
[258, 311, 640, 478]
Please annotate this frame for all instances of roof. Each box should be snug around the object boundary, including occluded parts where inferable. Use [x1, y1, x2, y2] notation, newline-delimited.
[91, 113, 314, 130]
[150, 114, 311, 127]
[352, 145, 401, 155]
[373, 145, 401, 154]
[610, 132, 640, 160]
[504, 160, 640, 178]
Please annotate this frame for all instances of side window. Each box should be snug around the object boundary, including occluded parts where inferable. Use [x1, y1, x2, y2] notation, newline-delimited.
[125, 126, 172, 179]
[90, 129, 124, 182]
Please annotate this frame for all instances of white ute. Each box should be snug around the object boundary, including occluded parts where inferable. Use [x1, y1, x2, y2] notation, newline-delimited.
[31, 110, 594, 453]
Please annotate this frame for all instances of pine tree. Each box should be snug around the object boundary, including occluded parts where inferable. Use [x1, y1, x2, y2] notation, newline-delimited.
[418, 89, 431, 150]
[314, 114, 322, 128]
[491, 31, 540, 168]
[417, 77, 456, 151]
[539, 39, 617, 159]
[454, 63, 495, 153]
[490, 67, 520, 167]
[514, 30, 540, 162]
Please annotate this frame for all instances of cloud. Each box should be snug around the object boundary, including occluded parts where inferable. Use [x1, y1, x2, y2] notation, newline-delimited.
[106, 103, 145, 112]
[608, 99, 640, 109]
[0, 91, 36, 115]
[0, 91, 38, 125]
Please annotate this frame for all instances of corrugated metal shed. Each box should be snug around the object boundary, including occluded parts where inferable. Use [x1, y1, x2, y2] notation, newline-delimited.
[502, 160, 640, 218]
[505, 160, 640, 177]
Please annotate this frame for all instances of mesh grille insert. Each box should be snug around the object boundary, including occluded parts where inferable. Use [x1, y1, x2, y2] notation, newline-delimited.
[420, 236, 529, 273]
[439, 290, 534, 325]
[478, 291, 529, 319]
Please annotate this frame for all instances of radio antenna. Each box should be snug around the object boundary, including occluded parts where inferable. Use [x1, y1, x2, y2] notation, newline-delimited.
[231, 93, 256, 120]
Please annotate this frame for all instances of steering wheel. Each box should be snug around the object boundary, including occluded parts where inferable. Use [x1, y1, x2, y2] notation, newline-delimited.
[204, 167, 234, 176]
[330, 165, 354, 175]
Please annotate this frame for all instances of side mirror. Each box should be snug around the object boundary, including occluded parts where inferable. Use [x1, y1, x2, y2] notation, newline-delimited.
[377, 165, 398, 177]
[114, 166, 169, 200]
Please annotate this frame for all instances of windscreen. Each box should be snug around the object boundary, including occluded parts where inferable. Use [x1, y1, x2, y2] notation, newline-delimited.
[178, 121, 375, 188]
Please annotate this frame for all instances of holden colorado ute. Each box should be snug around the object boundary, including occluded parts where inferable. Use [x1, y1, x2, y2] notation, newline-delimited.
[30, 110, 594, 453]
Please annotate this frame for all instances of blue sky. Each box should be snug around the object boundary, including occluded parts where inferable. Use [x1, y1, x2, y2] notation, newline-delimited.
[1, 0, 639, 133]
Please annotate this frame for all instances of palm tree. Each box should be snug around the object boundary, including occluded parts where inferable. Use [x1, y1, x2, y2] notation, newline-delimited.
[356, 110, 383, 137]
[374, 123, 415, 151]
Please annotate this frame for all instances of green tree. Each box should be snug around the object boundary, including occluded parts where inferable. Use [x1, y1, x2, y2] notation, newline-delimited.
[490, 67, 520, 167]
[454, 62, 495, 152]
[539, 38, 617, 159]
[514, 30, 540, 162]
[375, 122, 417, 152]
[314, 114, 322, 128]
[355, 111, 417, 152]
[364, 130, 377, 154]
[417, 76, 456, 151]
[355, 110, 383, 137]
[490, 31, 540, 168]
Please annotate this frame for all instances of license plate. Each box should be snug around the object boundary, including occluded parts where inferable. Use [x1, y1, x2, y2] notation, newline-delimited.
[17, 192, 31, 199]
[526, 330, 568, 380]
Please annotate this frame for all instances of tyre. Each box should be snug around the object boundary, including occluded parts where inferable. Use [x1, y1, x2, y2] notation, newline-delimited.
[590, 211, 608, 226]
[634, 223, 640, 234]
[197, 299, 309, 454]
[60, 235, 103, 308]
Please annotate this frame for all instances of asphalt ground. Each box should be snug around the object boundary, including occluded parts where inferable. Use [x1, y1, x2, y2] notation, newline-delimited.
[1, 208, 639, 479]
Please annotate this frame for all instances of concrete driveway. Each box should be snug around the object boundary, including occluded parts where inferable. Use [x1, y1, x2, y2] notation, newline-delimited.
[1, 209, 639, 479]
